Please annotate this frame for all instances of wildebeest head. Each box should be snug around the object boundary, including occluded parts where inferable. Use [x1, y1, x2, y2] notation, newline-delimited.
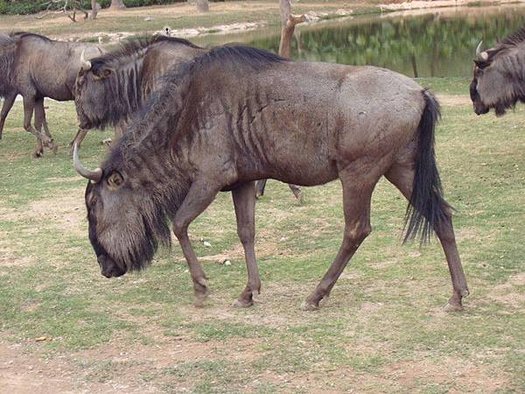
[74, 36, 203, 130]
[74, 52, 124, 130]
[74, 143, 173, 278]
[470, 28, 525, 116]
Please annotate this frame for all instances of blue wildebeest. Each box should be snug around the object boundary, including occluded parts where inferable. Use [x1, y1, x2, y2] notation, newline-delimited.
[72, 35, 205, 145]
[74, 45, 469, 311]
[471, 27, 525, 116]
[0, 32, 104, 157]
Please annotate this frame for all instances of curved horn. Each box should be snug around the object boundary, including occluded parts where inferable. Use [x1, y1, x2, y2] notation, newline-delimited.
[475, 41, 483, 56]
[73, 143, 102, 183]
[80, 49, 92, 71]
[475, 41, 489, 61]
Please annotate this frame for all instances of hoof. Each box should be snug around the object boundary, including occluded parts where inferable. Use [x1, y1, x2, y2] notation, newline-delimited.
[300, 300, 319, 311]
[193, 293, 208, 308]
[233, 299, 254, 308]
[443, 301, 464, 312]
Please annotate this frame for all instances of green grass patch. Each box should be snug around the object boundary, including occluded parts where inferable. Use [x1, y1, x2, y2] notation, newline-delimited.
[0, 78, 524, 392]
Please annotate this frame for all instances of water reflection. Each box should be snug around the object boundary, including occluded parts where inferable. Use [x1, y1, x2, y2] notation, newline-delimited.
[199, 4, 525, 78]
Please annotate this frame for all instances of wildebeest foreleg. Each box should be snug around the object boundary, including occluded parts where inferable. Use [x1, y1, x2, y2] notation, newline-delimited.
[231, 181, 261, 307]
[172, 179, 222, 307]
[69, 128, 89, 150]
[385, 165, 469, 311]
[302, 167, 376, 310]
[0, 91, 17, 139]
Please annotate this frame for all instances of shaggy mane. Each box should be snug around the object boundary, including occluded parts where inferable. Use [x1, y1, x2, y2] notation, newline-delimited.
[120, 45, 286, 155]
[178, 44, 286, 75]
[9, 31, 51, 42]
[90, 36, 200, 71]
[134, 45, 284, 131]
[500, 26, 525, 47]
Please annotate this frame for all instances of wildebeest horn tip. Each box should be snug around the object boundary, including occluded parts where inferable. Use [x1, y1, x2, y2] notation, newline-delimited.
[80, 49, 92, 71]
[73, 143, 102, 183]
[475, 41, 489, 61]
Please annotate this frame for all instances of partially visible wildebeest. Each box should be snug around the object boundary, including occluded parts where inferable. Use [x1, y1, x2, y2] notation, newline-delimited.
[74, 35, 205, 136]
[470, 27, 525, 116]
[0, 33, 50, 142]
[0, 32, 104, 157]
[74, 45, 469, 311]
[0, 34, 18, 139]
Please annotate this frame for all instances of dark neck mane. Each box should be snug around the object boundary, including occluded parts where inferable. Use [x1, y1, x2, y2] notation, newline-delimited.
[90, 36, 200, 71]
[123, 44, 286, 150]
[9, 31, 52, 42]
[500, 27, 525, 47]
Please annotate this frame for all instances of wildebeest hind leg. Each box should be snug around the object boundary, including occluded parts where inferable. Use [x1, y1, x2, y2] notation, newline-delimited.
[172, 179, 222, 307]
[22, 96, 50, 157]
[231, 181, 260, 307]
[302, 166, 377, 310]
[385, 164, 469, 311]
[34, 98, 57, 154]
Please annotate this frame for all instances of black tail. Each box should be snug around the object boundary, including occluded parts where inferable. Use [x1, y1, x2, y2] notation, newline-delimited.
[403, 90, 450, 244]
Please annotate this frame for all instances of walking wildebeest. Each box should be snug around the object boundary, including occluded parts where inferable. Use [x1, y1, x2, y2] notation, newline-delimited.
[74, 45, 469, 311]
[74, 35, 302, 199]
[471, 27, 525, 116]
[0, 32, 104, 157]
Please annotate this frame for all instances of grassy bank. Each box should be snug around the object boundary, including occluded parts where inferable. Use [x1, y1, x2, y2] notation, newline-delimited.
[0, 77, 524, 392]
[0, 0, 381, 40]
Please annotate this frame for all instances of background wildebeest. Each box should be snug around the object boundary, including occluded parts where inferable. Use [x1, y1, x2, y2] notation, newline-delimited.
[0, 32, 104, 157]
[471, 27, 525, 116]
[0, 33, 50, 143]
[74, 45, 469, 311]
[74, 35, 205, 138]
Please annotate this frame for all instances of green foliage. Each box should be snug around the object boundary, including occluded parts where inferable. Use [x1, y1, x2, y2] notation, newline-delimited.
[0, 0, 184, 15]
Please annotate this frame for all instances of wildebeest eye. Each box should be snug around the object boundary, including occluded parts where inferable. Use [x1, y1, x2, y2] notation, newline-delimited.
[107, 171, 124, 190]
[94, 67, 112, 80]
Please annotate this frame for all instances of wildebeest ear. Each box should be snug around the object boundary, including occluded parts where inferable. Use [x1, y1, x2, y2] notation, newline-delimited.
[107, 171, 124, 190]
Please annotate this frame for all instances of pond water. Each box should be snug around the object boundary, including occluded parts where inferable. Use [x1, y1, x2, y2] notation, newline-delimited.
[198, 4, 525, 78]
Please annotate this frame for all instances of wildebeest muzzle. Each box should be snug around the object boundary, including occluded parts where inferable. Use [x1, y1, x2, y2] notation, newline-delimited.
[97, 254, 127, 278]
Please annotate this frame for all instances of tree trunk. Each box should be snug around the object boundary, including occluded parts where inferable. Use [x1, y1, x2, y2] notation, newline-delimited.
[109, 0, 126, 10]
[254, 0, 306, 200]
[278, 0, 306, 58]
[196, 0, 209, 12]
[90, 0, 98, 19]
